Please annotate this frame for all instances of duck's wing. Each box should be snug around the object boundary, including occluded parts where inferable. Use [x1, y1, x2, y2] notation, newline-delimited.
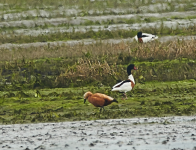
[93, 93, 113, 101]
[112, 80, 133, 92]
[133, 33, 158, 42]
[142, 33, 158, 43]
[143, 33, 158, 38]
[112, 80, 124, 89]
[88, 95, 105, 107]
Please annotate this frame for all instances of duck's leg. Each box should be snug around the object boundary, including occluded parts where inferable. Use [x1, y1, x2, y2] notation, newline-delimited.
[100, 106, 105, 113]
[124, 93, 128, 99]
[121, 93, 125, 100]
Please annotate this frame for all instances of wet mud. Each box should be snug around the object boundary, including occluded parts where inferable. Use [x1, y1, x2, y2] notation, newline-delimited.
[1, 116, 196, 150]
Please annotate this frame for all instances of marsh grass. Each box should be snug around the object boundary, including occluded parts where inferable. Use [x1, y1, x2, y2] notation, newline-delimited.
[0, 38, 196, 90]
[1, 0, 196, 124]
[1, 44, 196, 124]
[1, 38, 196, 61]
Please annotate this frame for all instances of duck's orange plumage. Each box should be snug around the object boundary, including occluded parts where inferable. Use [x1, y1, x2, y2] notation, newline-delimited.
[83, 91, 118, 112]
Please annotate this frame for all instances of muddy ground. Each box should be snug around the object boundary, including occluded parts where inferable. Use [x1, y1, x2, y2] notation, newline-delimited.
[1, 116, 196, 150]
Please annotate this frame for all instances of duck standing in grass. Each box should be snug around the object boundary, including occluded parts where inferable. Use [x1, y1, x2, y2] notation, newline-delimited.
[112, 64, 137, 99]
[83, 91, 118, 112]
[134, 31, 158, 43]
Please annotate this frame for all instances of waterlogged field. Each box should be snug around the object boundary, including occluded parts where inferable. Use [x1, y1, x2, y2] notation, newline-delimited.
[1, 0, 196, 46]
[0, 0, 196, 125]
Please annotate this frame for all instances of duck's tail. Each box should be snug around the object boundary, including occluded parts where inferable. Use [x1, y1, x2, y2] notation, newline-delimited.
[112, 99, 118, 103]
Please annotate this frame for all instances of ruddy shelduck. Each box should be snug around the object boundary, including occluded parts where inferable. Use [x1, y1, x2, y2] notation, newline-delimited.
[83, 91, 118, 112]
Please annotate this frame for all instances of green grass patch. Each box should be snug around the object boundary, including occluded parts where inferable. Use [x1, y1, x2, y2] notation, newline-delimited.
[1, 80, 196, 124]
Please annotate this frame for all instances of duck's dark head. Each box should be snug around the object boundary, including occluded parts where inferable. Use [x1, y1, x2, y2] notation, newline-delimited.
[127, 64, 137, 75]
[137, 32, 143, 43]
[137, 32, 142, 38]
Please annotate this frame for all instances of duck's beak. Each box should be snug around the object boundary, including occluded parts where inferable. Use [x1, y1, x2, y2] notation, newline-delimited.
[84, 99, 86, 104]
[134, 66, 138, 70]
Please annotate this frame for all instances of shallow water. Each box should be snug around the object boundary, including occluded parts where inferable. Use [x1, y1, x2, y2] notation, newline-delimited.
[1, 10, 196, 28]
[0, 116, 196, 150]
[1, 1, 196, 21]
[1, 18, 195, 39]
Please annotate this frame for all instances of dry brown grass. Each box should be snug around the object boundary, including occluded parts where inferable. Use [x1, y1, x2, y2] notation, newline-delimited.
[55, 58, 125, 87]
[132, 39, 196, 60]
[0, 39, 196, 63]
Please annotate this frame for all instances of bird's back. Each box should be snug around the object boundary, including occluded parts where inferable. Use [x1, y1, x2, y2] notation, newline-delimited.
[112, 81, 124, 89]
[134, 33, 158, 43]
[142, 33, 158, 43]
[88, 93, 114, 107]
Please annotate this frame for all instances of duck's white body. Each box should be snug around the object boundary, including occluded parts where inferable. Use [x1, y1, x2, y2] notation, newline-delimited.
[112, 74, 135, 93]
[111, 64, 137, 99]
[134, 33, 158, 43]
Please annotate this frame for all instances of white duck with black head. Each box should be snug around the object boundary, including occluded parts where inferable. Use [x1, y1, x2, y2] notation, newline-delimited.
[134, 31, 158, 43]
[112, 64, 137, 99]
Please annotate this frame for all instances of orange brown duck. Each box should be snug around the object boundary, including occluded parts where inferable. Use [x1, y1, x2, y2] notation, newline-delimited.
[83, 91, 118, 112]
